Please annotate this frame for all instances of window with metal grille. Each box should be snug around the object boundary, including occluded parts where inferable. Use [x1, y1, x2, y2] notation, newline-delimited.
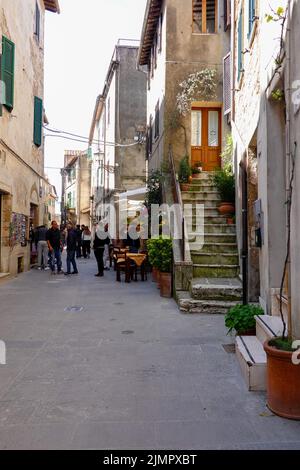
[223, 53, 231, 115]
[193, 0, 217, 34]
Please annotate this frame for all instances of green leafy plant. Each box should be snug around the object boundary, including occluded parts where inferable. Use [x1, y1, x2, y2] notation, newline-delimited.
[192, 166, 201, 174]
[225, 304, 264, 335]
[178, 156, 192, 184]
[271, 88, 285, 101]
[147, 237, 173, 273]
[145, 169, 163, 207]
[212, 168, 235, 203]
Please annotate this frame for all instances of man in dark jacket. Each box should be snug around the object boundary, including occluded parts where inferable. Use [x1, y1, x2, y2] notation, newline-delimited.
[46, 221, 63, 274]
[65, 223, 79, 275]
[75, 225, 83, 258]
[93, 225, 110, 277]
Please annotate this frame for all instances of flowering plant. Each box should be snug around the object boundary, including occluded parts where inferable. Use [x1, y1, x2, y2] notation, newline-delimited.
[176, 69, 217, 116]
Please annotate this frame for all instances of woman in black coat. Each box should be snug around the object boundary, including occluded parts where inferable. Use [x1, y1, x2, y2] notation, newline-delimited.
[93, 228, 110, 277]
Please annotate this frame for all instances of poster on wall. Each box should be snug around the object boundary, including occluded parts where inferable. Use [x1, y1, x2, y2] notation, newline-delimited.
[11, 213, 28, 247]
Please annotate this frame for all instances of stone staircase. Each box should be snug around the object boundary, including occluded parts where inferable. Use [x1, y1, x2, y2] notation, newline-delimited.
[177, 172, 242, 313]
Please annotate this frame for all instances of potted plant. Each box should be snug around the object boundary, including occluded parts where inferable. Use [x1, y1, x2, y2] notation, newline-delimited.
[212, 168, 235, 215]
[263, 144, 300, 420]
[178, 156, 192, 191]
[225, 304, 264, 336]
[156, 237, 173, 298]
[147, 238, 160, 284]
[192, 165, 202, 179]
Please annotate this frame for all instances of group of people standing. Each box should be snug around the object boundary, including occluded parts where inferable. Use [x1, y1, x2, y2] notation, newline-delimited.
[34, 221, 111, 277]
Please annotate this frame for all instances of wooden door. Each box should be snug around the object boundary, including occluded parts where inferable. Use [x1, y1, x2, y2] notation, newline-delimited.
[191, 107, 221, 171]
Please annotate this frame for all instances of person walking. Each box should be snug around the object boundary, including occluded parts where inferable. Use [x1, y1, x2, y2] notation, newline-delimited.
[46, 221, 63, 275]
[75, 225, 83, 258]
[64, 223, 79, 275]
[35, 225, 49, 270]
[103, 223, 111, 270]
[93, 225, 110, 277]
[82, 226, 92, 259]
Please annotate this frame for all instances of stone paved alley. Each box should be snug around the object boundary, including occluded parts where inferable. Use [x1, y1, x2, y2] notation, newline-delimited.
[0, 257, 299, 450]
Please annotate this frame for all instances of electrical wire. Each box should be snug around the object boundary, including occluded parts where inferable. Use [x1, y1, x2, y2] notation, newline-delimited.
[43, 125, 145, 147]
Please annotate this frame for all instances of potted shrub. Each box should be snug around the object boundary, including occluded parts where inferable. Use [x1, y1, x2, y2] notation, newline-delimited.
[212, 168, 235, 215]
[156, 237, 173, 298]
[147, 238, 160, 284]
[178, 156, 192, 191]
[225, 304, 264, 336]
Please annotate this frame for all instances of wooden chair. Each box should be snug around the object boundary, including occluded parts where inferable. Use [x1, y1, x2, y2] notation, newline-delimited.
[116, 253, 134, 283]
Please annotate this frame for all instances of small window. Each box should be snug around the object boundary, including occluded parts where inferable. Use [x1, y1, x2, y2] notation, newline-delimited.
[34, 2, 41, 41]
[193, 0, 217, 34]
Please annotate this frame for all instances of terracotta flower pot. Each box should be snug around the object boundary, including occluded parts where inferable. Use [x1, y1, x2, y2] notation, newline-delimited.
[264, 339, 300, 420]
[152, 267, 159, 283]
[180, 183, 190, 192]
[157, 270, 161, 289]
[193, 173, 202, 179]
[227, 217, 234, 225]
[218, 202, 235, 215]
[160, 272, 172, 298]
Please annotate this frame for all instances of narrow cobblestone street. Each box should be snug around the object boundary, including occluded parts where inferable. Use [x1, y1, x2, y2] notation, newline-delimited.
[0, 256, 299, 450]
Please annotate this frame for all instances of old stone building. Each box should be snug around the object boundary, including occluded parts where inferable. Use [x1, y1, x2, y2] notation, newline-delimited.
[61, 151, 91, 228]
[89, 40, 147, 223]
[0, 0, 59, 276]
[138, 0, 231, 171]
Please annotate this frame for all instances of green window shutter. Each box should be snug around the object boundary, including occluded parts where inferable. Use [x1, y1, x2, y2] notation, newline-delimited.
[33, 96, 43, 146]
[1, 36, 15, 110]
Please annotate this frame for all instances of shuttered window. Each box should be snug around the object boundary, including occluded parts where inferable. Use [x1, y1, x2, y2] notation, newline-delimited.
[223, 53, 231, 114]
[193, 0, 217, 34]
[237, 11, 244, 81]
[1, 36, 15, 110]
[224, 0, 231, 30]
[248, 0, 256, 37]
[33, 96, 43, 147]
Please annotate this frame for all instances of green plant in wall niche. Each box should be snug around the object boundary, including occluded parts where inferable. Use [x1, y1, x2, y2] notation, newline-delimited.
[220, 134, 233, 172]
[271, 88, 285, 101]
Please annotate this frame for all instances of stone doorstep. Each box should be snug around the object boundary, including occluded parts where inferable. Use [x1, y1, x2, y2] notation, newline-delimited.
[191, 277, 242, 301]
[235, 336, 267, 391]
[255, 315, 287, 345]
[177, 290, 238, 314]
[0, 273, 11, 285]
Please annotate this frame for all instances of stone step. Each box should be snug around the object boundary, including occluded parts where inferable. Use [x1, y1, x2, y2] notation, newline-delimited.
[187, 233, 237, 244]
[203, 215, 230, 224]
[235, 336, 267, 391]
[255, 315, 286, 345]
[188, 242, 238, 253]
[191, 172, 212, 181]
[193, 264, 240, 278]
[185, 221, 236, 234]
[177, 290, 238, 314]
[191, 277, 242, 301]
[191, 252, 239, 266]
[186, 184, 216, 192]
[0, 273, 10, 284]
[181, 192, 220, 202]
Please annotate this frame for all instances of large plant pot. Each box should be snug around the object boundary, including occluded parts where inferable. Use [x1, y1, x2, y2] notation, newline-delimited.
[264, 339, 300, 420]
[180, 183, 190, 192]
[192, 173, 202, 179]
[160, 272, 172, 298]
[152, 267, 159, 283]
[218, 202, 235, 215]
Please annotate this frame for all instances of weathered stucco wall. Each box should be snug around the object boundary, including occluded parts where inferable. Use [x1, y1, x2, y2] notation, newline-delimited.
[0, 0, 50, 275]
[115, 46, 147, 190]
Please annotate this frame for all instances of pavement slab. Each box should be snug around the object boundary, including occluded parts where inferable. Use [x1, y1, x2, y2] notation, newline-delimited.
[0, 256, 299, 449]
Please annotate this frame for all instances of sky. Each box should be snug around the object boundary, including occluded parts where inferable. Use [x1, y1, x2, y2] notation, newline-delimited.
[44, 0, 147, 206]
